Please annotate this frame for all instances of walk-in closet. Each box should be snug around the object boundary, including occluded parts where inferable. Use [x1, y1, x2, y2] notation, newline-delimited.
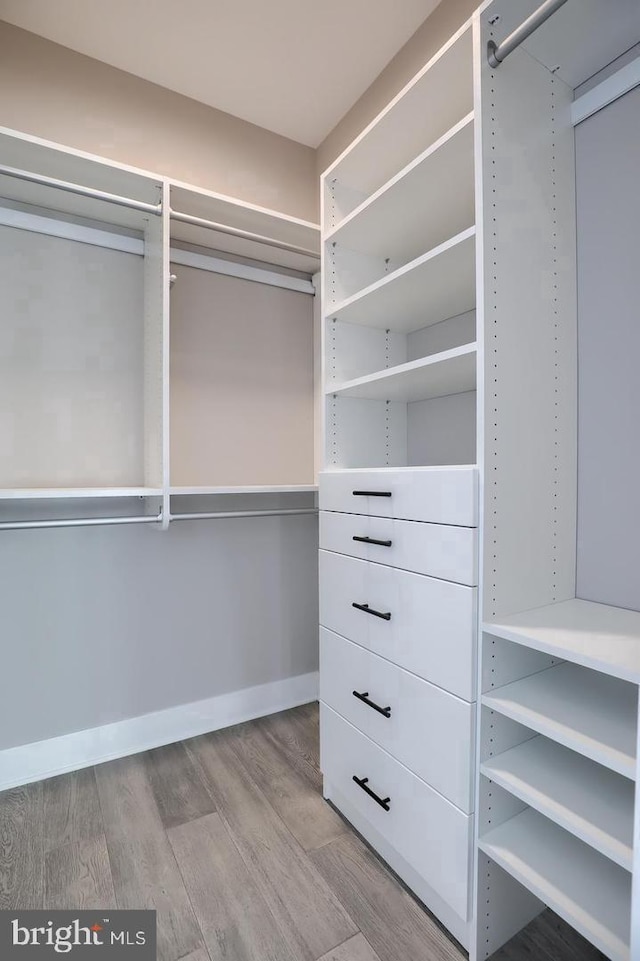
[0, 1, 639, 959]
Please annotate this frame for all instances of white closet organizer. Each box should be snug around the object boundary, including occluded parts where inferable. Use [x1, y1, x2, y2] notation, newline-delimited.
[0, 127, 321, 530]
[319, 19, 479, 950]
[319, 0, 640, 956]
[473, 2, 640, 960]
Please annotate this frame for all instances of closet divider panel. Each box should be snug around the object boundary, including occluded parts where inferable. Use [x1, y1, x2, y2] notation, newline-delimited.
[169, 263, 314, 488]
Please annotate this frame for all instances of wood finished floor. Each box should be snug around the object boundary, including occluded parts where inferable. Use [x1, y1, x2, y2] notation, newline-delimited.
[0, 703, 605, 961]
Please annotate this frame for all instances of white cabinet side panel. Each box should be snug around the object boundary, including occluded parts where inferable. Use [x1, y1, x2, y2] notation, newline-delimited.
[481, 42, 577, 620]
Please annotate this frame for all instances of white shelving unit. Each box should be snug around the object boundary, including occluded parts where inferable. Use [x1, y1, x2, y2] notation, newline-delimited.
[319, 16, 479, 951]
[0, 125, 321, 528]
[474, 4, 640, 960]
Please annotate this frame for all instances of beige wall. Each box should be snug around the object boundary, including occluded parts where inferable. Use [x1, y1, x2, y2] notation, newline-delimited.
[0, 21, 317, 221]
[317, 0, 478, 175]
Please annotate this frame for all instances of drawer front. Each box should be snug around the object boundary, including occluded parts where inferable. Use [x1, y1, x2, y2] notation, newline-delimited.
[319, 550, 476, 701]
[320, 628, 475, 812]
[320, 510, 477, 586]
[320, 703, 472, 921]
[319, 468, 477, 527]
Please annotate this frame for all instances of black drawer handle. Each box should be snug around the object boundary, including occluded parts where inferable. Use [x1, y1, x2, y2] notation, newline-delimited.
[353, 775, 390, 811]
[353, 690, 391, 718]
[352, 490, 392, 497]
[353, 535, 392, 547]
[352, 602, 391, 621]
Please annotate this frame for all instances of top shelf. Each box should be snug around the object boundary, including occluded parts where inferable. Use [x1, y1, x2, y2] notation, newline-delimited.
[485, 598, 640, 685]
[322, 24, 473, 200]
[325, 114, 475, 266]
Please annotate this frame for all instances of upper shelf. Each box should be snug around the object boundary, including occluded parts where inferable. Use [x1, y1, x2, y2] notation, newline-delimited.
[0, 487, 163, 500]
[325, 114, 475, 266]
[326, 227, 476, 332]
[326, 343, 477, 404]
[485, 598, 640, 685]
[323, 24, 473, 200]
[170, 183, 320, 273]
[170, 485, 317, 496]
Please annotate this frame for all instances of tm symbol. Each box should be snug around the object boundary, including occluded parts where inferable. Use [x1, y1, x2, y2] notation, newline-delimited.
[102, 919, 110, 924]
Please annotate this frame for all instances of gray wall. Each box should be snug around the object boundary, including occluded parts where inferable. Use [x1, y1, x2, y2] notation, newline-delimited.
[575, 87, 640, 611]
[0, 513, 318, 751]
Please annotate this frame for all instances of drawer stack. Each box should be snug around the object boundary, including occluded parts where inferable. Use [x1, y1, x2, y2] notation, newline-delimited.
[318, 466, 478, 947]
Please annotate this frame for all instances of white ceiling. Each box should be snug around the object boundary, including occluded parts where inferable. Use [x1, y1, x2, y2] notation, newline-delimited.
[0, 0, 440, 147]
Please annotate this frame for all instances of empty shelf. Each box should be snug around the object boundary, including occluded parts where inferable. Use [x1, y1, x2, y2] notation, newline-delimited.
[170, 485, 317, 495]
[326, 114, 475, 265]
[479, 809, 631, 961]
[485, 598, 640, 684]
[326, 26, 473, 197]
[482, 736, 634, 869]
[0, 487, 163, 499]
[482, 662, 637, 779]
[326, 228, 476, 333]
[326, 343, 476, 403]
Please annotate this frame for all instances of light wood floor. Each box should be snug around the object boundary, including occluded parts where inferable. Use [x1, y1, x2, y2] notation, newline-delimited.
[0, 703, 604, 961]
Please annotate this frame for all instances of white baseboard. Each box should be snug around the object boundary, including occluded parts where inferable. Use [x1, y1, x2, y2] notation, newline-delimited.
[0, 671, 319, 792]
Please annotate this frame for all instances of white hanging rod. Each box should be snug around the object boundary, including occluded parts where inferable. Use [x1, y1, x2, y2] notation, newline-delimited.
[487, 0, 569, 68]
[0, 511, 163, 531]
[0, 163, 162, 215]
[170, 509, 318, 522]
[170, 208, 320, 260]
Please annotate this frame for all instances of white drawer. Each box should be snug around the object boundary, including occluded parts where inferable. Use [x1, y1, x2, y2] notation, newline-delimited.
[320, 703, 473, 922]
[319, 550, 476, 700]
[320, 628, 475, 812]
[320, 510, 477, 586]
[319, 467, 477, 527]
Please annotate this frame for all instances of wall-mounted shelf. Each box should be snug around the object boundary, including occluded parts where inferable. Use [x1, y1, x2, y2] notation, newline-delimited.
[326, 114, 475, 265]
[485, 598, 640, 684]
[326, 343, 476, 404]
[481, 735, 634, 870]
[170, 485, 318, 495]
[326, 228, 476, 333]
[479, 808, 631, 961]
[482, 662, 638, 779]
[0, 487, 163, 500]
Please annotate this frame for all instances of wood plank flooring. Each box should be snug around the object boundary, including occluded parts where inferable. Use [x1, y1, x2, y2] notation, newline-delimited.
[0, 703, 605, 961]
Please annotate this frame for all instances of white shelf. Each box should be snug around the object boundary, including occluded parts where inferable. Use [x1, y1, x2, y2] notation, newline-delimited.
[479, 808, 631, 961]
[0, 487, 163, 500]
[170, 182, 320, 273]
[482, 662, 638, 779]
[326, 114, 475, 265]
[170, 485, 317, 495]
[326, 228, 475, 333]
[324, 25, 473, 197]
[485, 598, 640, 684]
[326, 343, 476, 403]
[482, 736, 634, 870]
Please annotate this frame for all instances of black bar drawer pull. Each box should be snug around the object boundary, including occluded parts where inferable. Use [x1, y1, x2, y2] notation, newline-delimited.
[353, 775, 390, 811]
[352, 602, 391, 621]
[352, 490, 392, 497]
[353, 535, 392, 547]
[353, 690, 391, 718]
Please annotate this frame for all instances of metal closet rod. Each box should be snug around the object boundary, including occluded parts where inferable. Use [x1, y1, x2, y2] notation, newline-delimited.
[0, 511, 163, 531]
[170, 508, 318, 521]
[170, 208, 320, 260]
[487, 0, 569, 68]
[0, 163, 162, 216]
